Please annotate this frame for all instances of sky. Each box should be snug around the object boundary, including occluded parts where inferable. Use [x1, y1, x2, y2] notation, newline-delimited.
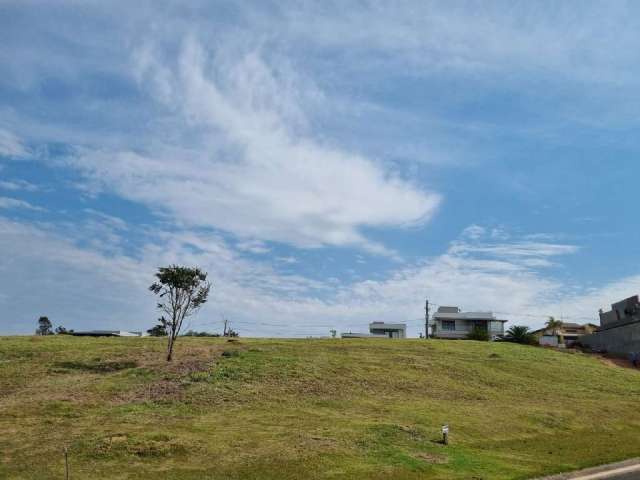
[1, 0, 640, 337]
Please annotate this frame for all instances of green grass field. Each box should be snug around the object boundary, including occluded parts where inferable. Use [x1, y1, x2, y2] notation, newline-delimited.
[1, 336, 640, 480]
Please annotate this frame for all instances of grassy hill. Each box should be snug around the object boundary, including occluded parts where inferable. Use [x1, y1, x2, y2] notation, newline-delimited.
[2, 336, 640, 480]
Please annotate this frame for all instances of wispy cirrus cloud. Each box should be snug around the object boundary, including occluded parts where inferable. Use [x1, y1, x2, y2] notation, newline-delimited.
[0, 197, 44, 211]
[0, 179, 40, 192]
[64, 38, 441, 255]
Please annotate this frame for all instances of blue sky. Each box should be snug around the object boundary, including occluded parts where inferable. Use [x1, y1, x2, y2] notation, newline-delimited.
[1, 1, 640, 336]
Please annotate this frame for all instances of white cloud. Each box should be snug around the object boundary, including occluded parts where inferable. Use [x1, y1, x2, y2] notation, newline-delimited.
[0, 180, 40, 192]
[83, 209, 127, 231]
[276, 256, 298, 264]
[0, 197, 44, 211]
[236, 239, 270, 255]
[65, 38, 440, 255]
[0, 129, 28, 158]
[450, 241, 578, 260]
[282, 2, 640, 85]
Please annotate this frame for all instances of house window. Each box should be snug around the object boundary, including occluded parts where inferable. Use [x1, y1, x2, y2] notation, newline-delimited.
[472, 321, 488, 332]
[442, 320, 456, 331]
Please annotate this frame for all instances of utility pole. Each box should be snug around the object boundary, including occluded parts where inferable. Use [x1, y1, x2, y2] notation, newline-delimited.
[425, 299, 430, 339]
[223, 317, 228, 337]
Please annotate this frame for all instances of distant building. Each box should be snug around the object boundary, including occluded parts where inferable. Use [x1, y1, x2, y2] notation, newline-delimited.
[70, 330, 143, 337]
[341, 322, 407, 339]
[369, 322, 406, 339]
[430, 306, 507, 340]
[598, 295, 640, 331]
[580, 295, 640, 356]
[532, 323, 598, 347]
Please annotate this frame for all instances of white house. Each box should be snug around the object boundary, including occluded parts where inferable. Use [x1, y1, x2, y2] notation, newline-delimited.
[430, 306, 507, 340]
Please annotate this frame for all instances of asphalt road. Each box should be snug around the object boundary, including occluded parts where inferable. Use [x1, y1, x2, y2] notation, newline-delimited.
[603, 473, 640, 480]
[536, 461, 640, 480]
[574, 466, 640, 480]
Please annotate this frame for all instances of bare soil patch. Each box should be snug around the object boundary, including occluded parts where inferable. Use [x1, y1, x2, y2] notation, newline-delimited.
[595, 354, 638, 370]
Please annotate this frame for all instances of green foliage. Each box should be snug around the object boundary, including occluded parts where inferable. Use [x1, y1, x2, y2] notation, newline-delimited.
[221, 349, 240, 357]
[545, 316, 564, 334]
[545, 316, 565, 344]
[35, 316, 53, 336]
[182, 330, 220, 337]
[505, 325, 537, 345]
[466, 326, 490, 341]
[147, 322, 168, 337]
[149, 265, 211, 312]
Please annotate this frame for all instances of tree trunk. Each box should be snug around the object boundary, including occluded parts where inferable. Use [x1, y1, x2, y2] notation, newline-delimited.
[166, 336, 174, 362]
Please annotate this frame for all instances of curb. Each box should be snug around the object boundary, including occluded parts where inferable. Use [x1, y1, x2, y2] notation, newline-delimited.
[533, 458, 640, 480]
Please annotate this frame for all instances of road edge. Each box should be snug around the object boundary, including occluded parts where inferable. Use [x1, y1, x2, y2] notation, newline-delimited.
[534, 458, 640, 480]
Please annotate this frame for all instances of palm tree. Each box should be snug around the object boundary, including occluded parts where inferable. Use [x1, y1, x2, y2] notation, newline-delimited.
[545, 316, 564, 344]
[505, 325, 535, 344]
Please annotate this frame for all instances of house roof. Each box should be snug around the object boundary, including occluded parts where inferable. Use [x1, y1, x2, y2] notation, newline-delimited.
[531, 323, 597, 335]
[560, 322, 583, 329]
[369, 322, 406, 330]
[436, 306, 461, 313]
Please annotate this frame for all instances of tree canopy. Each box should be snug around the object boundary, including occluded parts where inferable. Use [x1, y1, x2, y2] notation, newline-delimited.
[35, 316, 53, 336]
[505, 325, 536, 345]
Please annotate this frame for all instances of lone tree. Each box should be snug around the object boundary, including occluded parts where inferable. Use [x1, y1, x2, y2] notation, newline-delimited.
[149, 265, 211, 361]
[35, 316, 53, 336]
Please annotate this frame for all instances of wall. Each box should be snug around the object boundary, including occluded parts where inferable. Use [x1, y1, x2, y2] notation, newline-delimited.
[369, 329, 406, 339]
[432, 319, 504, 339]
[539, 335, 559, 347]
[580, 321, 640, 356]
[489, 321, 505, 335]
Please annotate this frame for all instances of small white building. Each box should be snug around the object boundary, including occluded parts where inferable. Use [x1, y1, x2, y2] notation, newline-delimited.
[431, 306, 507, 340]
[341, 322, 407, 339]
[369, 322, 406, 339]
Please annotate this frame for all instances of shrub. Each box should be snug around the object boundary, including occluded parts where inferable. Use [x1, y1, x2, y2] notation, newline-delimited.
[182, 330, 220, 337]
[467, 327, 490, 341]
[505, 325, 537, 345]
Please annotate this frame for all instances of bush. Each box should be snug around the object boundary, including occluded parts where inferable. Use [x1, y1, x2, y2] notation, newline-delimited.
[182, 330, 221, 337]
[505, 325, 538, 345]
[467, 327, 490, 341]
[221, 350, 240, 358]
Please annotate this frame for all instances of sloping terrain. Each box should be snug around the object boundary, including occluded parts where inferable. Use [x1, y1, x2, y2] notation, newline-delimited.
[1, 336, 640, 479]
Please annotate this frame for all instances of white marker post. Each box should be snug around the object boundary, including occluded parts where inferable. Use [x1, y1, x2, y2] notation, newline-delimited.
[442, 424, 449, 445]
